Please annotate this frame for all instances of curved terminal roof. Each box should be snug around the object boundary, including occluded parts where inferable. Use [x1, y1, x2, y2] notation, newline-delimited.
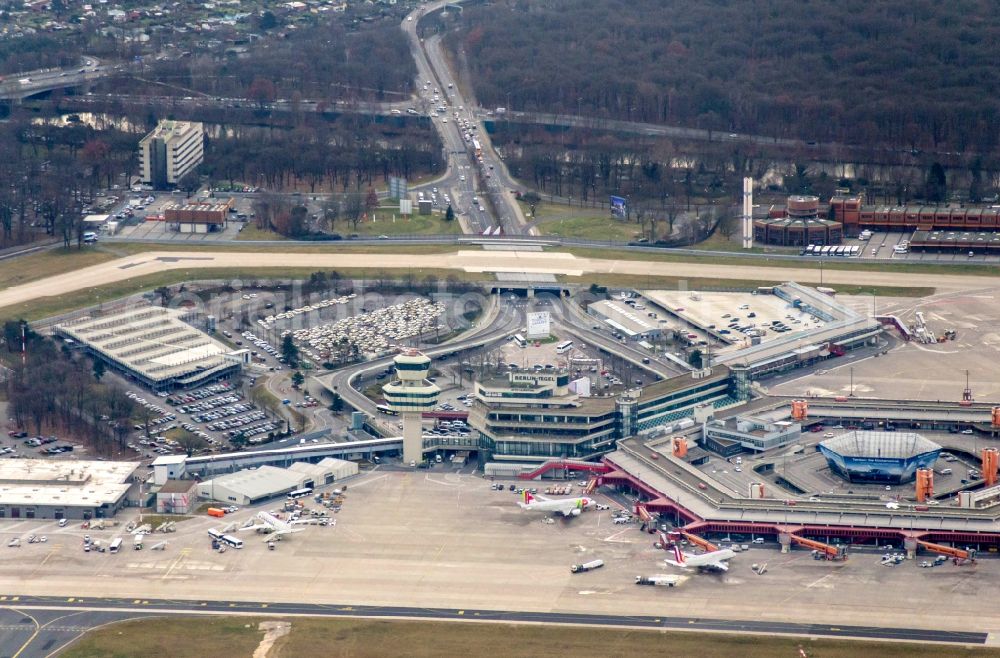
[820, 431, 941, 459]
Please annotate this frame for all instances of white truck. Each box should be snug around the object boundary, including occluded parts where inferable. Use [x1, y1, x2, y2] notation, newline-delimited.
[133, 533, 144, 550]
[570, 559, 604, 573]
[635, 574, 680, 587]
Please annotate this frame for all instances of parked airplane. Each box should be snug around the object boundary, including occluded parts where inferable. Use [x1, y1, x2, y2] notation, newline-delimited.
[885, 501, 900, 510]
[518, 490, 595, 517]
[662, 537, 736, 572]
[239, 511, 309, 540]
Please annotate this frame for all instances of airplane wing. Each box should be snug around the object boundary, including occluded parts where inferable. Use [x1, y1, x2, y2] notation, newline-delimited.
[711, 561, 729, 572]
[238, 524, 269, 533]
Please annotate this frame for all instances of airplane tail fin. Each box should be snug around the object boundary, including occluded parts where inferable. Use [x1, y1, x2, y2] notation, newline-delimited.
[522, 490, 534, 505]
[672, 543, 685, 565]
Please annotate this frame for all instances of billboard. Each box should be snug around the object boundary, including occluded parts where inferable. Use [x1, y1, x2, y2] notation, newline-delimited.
[610, 195, 627, 219]
[525, 311, 550, 339]
[399, 199, 413, 215]
[388, 176, 408, 199]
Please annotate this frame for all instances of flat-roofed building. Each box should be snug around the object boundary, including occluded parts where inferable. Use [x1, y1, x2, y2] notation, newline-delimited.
[0, 459, 139, 520]
[55, 306, 243, 392]
[703, 413, 801, 453]
[155, 479, 197, 514]
[162, 199, 232, 233]
[139, 120, 204, 188]
[469, 366, 740, 463]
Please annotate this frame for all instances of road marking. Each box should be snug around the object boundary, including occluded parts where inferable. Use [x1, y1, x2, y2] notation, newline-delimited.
[805, 574, 834, 589]
[162, 548, 191, 580]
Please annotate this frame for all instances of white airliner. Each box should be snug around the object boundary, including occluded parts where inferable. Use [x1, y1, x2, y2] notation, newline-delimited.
[662, 538, 736, 572]
[239, 511, 309, 540]
[518, 490, 595, 517]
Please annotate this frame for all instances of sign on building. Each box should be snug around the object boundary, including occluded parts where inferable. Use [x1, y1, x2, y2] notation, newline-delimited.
[526, 311, 550, 339]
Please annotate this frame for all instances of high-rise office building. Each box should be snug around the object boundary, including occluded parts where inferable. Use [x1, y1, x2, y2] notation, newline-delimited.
[138, 120, 204, 188]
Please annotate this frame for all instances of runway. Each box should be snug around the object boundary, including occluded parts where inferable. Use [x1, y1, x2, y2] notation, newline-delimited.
[1, 248, 997, 313]
[0, 593, 987, 652]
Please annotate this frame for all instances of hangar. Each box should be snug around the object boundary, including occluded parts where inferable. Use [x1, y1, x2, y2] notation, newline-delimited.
[197, 458, 358, 505]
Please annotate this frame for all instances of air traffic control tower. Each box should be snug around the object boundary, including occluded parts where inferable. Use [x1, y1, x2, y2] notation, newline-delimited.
[381, 350, 439, 466]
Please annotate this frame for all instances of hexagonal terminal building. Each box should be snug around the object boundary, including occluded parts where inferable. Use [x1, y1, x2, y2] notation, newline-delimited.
[818, 431, 941, 484]
[381, 350, 440, 466]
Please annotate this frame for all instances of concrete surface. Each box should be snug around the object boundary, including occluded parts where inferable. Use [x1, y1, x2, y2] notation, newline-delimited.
[0, 470, 997, 638]
[771, 288, 1000, 400]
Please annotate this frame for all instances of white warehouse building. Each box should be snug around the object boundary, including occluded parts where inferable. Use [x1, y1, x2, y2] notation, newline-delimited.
[197, 458, 358, 505]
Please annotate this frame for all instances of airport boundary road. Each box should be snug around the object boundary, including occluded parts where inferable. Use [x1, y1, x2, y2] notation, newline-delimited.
[0, 595, 988, 647]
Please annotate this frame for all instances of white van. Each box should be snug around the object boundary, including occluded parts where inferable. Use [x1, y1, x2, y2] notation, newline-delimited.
[82, 231, 98, 243]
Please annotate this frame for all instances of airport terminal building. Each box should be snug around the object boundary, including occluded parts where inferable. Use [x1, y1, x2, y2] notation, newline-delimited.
[469, 366, 744, 463]
[819, 431, 942, 484]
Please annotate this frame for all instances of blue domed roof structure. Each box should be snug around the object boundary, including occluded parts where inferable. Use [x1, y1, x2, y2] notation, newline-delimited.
[819, 431, 941, 484]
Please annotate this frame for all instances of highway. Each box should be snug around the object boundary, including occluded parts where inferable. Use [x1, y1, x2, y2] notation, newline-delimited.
[0, 57, 106, 100]
[0, 594, 987, 649]
[403, 2, 530, 236]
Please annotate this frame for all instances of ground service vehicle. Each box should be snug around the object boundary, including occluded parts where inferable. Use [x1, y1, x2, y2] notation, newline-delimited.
[133, 534, 144, 550]
[109, 537, 123, 553]
[570, 559, 604, 573]
[635, 574, 679, 587]
[287, 487, 313, 501]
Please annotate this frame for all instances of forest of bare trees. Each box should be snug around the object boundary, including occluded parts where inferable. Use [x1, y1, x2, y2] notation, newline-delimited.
[4, 324, 139, 456]
[446, 0, 1000, 154]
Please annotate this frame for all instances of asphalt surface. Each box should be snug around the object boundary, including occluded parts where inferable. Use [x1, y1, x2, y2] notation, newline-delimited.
[0, 595, 986, 649]
[0, 605, 155, 658]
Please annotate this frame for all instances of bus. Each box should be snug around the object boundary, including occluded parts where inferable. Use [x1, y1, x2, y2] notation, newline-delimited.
[555, 340, 574, 355]
[820, 246, 833, 256]
[512, 334, 527, 347]
[109, 537, 123, 553]
[208, 528, 225, 541]
[471, 138, 482, 158]
[375, 404, 398, 416]
[287, 487, 314, 501]
[221, 534, 244, 549]
[805, 245, 816, 255]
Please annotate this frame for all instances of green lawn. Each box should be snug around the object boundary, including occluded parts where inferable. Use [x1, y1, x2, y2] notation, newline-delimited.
[233, 224, 288, 241]
[337, 208, 463, 237]
[690, 232, 799, 254]
[60, 616, 1000, 658]
[526, 202, 643, 242]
